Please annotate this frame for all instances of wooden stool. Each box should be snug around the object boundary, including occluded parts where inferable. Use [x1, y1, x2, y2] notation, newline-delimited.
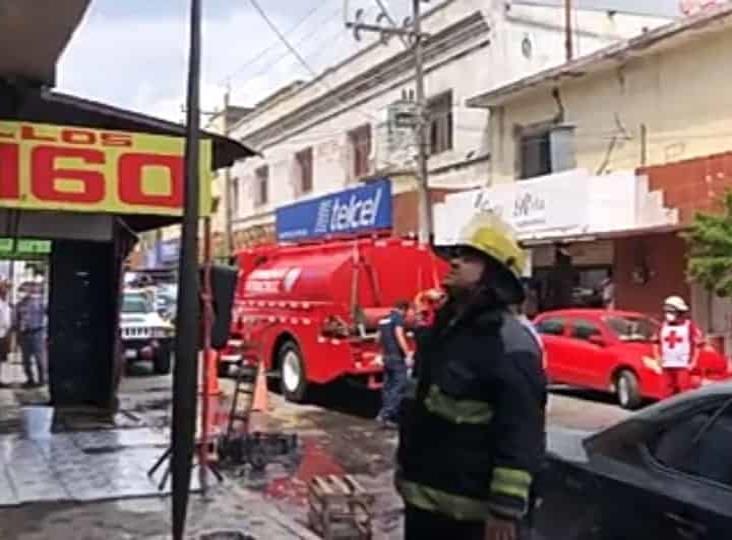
[307, 474, 375, 539]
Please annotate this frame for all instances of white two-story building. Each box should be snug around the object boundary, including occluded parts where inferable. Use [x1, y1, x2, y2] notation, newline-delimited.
[225, 0, 669, 248]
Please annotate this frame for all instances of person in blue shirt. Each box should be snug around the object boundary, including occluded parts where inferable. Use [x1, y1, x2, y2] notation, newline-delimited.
[376, 300, 412, 428]
[16, 284, 47, 387]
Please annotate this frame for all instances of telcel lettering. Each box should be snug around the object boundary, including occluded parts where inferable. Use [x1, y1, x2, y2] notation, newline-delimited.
[329, 188, 382, 232]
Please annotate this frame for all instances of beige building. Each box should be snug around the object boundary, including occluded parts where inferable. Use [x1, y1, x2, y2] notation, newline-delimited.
[449, 3, 732, 349]
[467, 3, 732, 184]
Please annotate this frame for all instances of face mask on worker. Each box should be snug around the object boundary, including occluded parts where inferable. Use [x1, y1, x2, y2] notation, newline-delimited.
[664, 311, 680, 323]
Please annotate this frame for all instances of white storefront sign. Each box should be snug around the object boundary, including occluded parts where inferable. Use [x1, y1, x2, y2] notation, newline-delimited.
[434, 169, 678, 245]
[472, 170, 588, 238]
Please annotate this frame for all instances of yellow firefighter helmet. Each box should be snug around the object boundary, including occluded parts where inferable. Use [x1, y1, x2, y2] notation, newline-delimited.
[437, 211, 527, 302]
[455, 211, 526, 277]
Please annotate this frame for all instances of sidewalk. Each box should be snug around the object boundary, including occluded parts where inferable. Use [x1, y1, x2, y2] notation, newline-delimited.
[0, 483, 320, 539]
[0, 360, 319, 539]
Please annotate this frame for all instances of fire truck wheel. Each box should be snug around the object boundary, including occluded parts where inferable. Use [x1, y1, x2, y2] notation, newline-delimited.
[279, 342, 308, 403]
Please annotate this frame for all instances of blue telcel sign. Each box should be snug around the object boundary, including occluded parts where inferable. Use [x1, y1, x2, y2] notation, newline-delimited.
[275, 178, 392, 242]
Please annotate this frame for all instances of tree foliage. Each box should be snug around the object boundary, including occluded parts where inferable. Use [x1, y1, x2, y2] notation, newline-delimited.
[685, 191, 732, 297]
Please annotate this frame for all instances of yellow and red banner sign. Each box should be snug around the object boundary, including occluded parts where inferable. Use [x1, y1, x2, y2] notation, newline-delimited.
[0, 121, 212, 217]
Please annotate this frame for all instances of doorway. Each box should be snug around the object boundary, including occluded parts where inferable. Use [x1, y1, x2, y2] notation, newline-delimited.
[48, 240, 120, 408]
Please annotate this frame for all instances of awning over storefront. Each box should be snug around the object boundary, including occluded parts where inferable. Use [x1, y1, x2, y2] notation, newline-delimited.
[0, 87, 257, 234]
[0, 0, 91, 86]
[0, 88, 254, 171]
[433, 169, 680, 246]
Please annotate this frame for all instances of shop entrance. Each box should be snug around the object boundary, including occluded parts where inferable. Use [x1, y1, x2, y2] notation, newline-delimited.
[0, 236, 125, 409]
[48, 240, 120, 407]
[530, 240, 614, 312]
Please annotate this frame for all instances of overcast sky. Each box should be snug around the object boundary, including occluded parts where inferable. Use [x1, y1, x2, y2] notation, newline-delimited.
[57, 0, 681, 123]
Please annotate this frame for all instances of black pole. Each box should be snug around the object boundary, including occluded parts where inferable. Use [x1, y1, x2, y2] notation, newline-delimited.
[172, 0, 201, 538]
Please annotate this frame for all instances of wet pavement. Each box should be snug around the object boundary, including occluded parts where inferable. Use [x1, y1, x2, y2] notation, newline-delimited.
[227, 383, 403, 538]
[0, 358, 193, 508]
[0, 354, 630, 539]
[0, 485, 319, 540]
[219, 381, 629, 539]
[0, 419, 175, 506]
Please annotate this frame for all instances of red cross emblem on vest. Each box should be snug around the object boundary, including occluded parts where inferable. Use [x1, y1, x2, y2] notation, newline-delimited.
[664, 330, 683, 349]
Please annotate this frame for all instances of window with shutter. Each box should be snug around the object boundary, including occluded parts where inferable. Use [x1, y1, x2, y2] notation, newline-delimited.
[295, 147, 313, 195]
[428, 91, 453, 155]
[230, 176, 240, 217]
[254, 166, 269, 207]
[348, 124, 372, 179]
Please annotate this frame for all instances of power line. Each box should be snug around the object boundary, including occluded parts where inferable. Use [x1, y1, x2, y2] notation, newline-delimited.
[248, 0, 338, 81]
[305, 27, 353, 66]
[230, 5, 491, 132]
[221, 1, 339, 86]
[245, 0, 381, 123]
[227, 8, 361, 104]
[374, 0, 410, 48]
[231, 10, 352, 94]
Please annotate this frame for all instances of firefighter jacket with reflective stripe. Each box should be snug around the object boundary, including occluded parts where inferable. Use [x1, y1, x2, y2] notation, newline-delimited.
[397, 305, 547, 522]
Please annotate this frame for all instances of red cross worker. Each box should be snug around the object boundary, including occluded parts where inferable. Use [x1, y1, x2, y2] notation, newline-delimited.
[659, 296, 703, 396]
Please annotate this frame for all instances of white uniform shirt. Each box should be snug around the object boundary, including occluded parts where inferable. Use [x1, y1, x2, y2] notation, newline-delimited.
[660, 320, 693, 368]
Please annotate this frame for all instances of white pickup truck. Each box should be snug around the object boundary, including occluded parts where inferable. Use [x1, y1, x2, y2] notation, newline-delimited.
[120, 288, 174, 374]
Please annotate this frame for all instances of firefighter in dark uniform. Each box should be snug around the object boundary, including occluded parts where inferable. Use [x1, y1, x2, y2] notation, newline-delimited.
[397, 212, 547, 540]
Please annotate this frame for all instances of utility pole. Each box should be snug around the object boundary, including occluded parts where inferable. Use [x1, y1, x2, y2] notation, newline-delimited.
[346, 1, 432, 245]
[564, 0, 573, 61]
[412, 0, 431, 246]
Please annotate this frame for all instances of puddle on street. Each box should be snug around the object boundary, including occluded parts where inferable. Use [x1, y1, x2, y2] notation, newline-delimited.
[235, 437, 344, 508]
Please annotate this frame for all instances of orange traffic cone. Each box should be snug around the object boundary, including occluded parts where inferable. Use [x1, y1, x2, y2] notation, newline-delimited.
[250, 361, 269, 412]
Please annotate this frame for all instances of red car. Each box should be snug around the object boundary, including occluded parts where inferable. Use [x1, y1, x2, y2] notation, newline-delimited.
[534, 309, 731, 409]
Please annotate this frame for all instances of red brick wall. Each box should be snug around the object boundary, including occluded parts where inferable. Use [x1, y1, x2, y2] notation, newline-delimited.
[392, 189, 453, 237]
[614, 232, 689, 317]
[640, 152, 732, 225]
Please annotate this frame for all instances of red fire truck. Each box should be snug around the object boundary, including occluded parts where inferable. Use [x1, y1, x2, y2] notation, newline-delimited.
[222, 236, 447, 402]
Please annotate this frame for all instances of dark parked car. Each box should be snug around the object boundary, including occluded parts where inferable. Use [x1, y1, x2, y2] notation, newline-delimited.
[535, 383, 732, 539]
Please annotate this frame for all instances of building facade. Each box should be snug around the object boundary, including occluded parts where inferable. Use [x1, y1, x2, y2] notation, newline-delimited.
[225, 0, 668, 249]
[451, 4, 732, 351]
[469, 5, 732, 185]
